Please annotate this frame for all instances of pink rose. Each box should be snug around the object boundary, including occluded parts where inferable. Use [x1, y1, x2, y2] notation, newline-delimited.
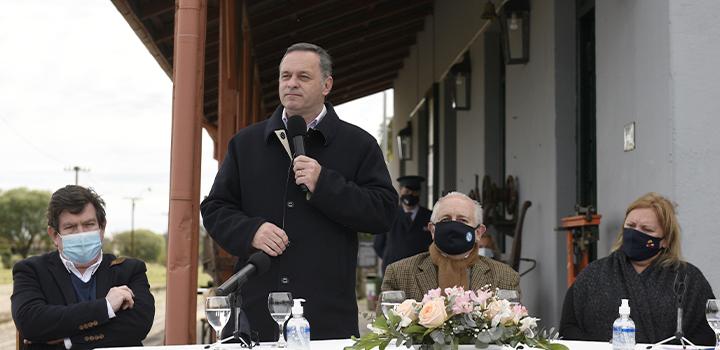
[396, 299, 419, 327]
[418, 298, 447, 328]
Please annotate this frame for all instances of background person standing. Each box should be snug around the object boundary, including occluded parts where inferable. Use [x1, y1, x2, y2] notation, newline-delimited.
[373, 176, 433, 274]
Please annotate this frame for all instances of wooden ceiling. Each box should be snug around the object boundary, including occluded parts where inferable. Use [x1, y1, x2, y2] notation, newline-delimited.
[113, 0, 433, 126]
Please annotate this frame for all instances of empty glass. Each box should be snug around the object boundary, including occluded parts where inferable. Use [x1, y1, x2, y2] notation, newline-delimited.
[706, 299, 720, 349]
[268, 292, 293, 348]
[379, 290, 406, 319]
[497, 289, 521, 305]
[205, 296, 231, 349]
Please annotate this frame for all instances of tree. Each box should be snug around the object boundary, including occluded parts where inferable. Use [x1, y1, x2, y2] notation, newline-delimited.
[111, 229, 164, 263]
[0, 188, 52, 258]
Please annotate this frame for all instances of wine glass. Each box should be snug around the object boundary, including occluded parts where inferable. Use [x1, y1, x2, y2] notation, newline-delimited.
[379, 290, 406, 319]
[268, 292, 293, 348]
[497, 289, 521, 306]
[205, 296, 231, 349]
[706, 299, 720, 349]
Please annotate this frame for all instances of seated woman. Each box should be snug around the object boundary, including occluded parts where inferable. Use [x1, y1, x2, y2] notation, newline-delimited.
[559, 192, 715, 345]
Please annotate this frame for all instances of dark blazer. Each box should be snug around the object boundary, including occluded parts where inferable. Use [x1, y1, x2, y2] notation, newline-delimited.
[11, 251, 155, 349]
[381, 252, 520, 302]
[373, 206, 433, 273]
[200, 103, 397, 341]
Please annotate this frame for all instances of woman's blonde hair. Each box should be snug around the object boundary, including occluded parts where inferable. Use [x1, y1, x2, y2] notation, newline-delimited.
[611, 192, 684, 268]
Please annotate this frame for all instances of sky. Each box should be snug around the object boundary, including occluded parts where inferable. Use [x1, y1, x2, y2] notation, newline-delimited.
[0, 1, 392, 236]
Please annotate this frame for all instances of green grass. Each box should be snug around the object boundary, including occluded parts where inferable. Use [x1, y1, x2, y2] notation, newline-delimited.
[146, 262, 213, 289]
[0, 262, 213, 289]
[0, 266, 11, 284]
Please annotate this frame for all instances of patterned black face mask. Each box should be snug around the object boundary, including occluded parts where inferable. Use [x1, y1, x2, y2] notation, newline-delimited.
[621, 227, 663, 261]
[433, 221, 477, 255]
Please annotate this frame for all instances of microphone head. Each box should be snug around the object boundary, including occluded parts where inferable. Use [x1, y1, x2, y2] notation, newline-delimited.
[248, 251, 272, 276]
[286, 115, 307, 138]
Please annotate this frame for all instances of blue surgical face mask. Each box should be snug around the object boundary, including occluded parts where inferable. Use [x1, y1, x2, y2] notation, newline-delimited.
[60, 230, 102, 264]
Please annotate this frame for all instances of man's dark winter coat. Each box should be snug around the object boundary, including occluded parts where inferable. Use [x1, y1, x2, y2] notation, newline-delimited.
[201, 103, 397, 341]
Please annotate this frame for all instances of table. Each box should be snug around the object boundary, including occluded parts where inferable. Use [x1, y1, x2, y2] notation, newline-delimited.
[98, 340, 707, 349]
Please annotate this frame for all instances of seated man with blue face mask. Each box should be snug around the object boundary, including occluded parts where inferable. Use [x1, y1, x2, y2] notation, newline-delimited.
[11, 185, 155, 349]
[381, 192, 519, 302]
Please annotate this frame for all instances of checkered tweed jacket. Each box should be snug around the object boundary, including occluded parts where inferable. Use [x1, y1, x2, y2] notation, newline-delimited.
[381, 252, 520, 302]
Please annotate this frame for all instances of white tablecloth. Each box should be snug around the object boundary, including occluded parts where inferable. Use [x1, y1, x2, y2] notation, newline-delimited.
[98, 339, 706, 350]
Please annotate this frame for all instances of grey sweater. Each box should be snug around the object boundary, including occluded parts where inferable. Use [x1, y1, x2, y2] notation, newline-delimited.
[560, 251, 715, 345]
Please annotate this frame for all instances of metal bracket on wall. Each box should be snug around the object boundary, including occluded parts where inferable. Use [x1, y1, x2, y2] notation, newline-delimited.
[478, 174, 520, 237]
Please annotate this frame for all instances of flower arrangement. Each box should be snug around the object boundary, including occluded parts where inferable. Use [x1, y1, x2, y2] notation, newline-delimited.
[347, 286, 568, 350]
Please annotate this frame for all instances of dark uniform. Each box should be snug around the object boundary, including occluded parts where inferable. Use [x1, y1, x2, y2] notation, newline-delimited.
[374, 206, 433, 273]
[373, 175, 433, 273]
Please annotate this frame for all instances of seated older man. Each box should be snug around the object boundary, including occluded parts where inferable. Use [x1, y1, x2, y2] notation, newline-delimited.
[381, 192, 519, 301]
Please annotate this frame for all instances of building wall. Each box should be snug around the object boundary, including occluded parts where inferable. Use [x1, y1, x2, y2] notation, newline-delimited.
[669, 0, 720, 293]
[596, 0, 674, 253]
[597, 0, 720, 293]
[392, 0, 573, 328]
[503, 0, 569, 328]
[392, 0, 720, 330]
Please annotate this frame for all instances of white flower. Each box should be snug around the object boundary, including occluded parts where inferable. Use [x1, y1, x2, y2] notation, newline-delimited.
[486, 299, 513, 327]
[519, 317, 538, 332]
[398, 314, 413, 327]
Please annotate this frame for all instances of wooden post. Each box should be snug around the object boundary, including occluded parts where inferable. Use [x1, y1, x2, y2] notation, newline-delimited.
[165, 0, 206, 344]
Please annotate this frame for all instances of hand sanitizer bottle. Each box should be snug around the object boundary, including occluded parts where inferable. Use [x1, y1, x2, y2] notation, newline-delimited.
[286, 298, 311, 350]
[612, 299, 636, 350]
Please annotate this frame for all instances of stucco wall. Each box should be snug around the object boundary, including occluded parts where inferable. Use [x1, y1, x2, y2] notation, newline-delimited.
[503, 0, 567, 328]
[597, 0, 720, 294]
[596, 0, 675, 254]
[668, 1, 720, 291]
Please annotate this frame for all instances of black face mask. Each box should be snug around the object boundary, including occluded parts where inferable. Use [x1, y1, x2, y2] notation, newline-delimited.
[621, 227, 664, 261]
[433, 221, 477, 255]
[400, 194, 420, 207]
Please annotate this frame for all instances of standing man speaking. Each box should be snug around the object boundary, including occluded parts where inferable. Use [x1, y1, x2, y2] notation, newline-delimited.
[201, 43, 397, 341]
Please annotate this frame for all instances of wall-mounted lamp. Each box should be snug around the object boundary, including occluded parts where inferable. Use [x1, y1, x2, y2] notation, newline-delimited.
[499, 0, 530, 65]
[450, 52, 471, 110]
[397, 122, 413, 161]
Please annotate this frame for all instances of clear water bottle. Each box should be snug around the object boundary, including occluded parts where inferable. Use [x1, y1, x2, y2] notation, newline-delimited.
[286, 298, 311, 350]
[612, 299, 636, 350]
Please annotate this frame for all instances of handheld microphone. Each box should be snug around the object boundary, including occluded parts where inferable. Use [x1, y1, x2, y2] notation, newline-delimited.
[287, 115, 309, 193]
[216, 251, 271, 296]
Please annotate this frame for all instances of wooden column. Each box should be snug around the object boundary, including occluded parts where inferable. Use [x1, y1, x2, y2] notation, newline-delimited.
[240, 1, 253, 127]
[165, 0, 206, 344]
[211, 0, 241, 285]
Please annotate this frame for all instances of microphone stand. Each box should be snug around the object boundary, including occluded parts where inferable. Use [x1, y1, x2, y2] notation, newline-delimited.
[648, 272, 694, 349]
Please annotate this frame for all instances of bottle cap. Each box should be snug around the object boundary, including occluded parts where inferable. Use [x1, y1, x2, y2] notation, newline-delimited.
[292, 298, 306, 316]
[619, 299, 630, 315]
